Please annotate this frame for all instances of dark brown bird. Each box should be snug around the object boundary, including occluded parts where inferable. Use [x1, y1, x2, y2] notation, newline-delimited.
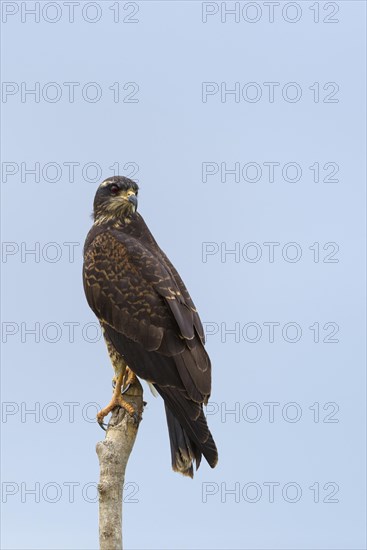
[83, 176, 218, 477]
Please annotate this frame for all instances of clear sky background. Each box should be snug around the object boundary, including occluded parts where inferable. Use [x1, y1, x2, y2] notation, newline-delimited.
[1, 1, 366, 549]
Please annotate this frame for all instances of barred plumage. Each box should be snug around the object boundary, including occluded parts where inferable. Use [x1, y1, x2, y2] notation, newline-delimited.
[83, 176, 218, 477]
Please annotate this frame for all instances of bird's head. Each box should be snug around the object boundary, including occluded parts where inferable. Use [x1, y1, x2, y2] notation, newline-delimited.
[93, 176, 139, 224]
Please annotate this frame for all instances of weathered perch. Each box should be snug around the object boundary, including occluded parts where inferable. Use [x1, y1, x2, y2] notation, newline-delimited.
[96, 378, 144, 550]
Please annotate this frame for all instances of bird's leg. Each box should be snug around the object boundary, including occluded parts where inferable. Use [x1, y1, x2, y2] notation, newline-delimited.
[121, 367, 137, 395]
[97, 371, 136, 429]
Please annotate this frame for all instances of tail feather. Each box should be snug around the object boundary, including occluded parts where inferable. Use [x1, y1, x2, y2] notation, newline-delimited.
[165, 405, 201, 478]
[158, 386, 218, 475]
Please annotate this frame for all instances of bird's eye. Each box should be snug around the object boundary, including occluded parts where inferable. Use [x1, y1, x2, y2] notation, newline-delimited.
[110, 184, 119, 195]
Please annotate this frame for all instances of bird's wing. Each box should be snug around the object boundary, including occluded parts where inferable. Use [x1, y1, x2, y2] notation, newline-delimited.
[83, 229, 211, 398]
[157, 247, 206, 344]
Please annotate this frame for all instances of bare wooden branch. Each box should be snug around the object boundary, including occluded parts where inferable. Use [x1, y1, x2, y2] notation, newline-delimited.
[96, 378, 144, 550]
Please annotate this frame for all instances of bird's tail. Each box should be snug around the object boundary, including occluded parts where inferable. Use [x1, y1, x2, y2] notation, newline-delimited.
[164, 405, 200, 478]
[162, 389, 218, 477]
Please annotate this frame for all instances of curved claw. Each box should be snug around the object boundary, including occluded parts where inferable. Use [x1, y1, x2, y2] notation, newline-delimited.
[98, 420, 108, 431]
[121, 383, 131, 395]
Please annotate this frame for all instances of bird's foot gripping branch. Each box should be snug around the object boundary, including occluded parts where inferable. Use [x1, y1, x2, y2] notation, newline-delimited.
[97, 368, 140, 429]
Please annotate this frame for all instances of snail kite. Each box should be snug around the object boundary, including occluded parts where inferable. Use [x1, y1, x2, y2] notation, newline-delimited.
[83, 176, 218, 477]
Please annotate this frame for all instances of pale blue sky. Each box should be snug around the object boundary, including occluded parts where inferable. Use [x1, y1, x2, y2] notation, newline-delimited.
[1, 1, 366, 549]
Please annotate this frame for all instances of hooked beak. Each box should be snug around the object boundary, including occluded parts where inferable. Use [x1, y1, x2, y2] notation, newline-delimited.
[128, 194, 138, 211]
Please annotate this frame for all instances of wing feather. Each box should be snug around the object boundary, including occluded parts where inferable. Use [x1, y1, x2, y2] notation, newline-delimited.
[83, 228, 211, 398]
